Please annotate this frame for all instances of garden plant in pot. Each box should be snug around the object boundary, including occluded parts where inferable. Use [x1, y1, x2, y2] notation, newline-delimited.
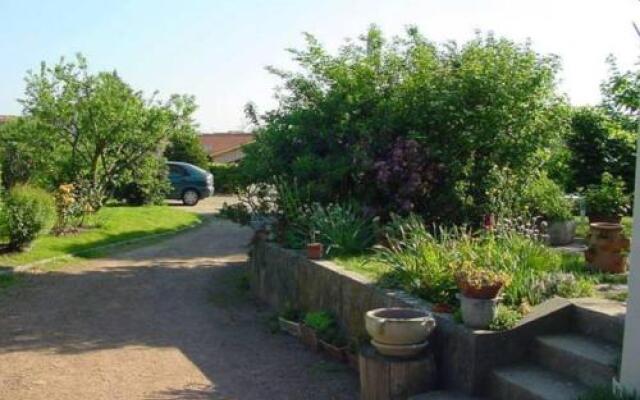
[524, 174, 576, 246]
[306, 230, 324, 259]
[301, 311, 338, 354]
[278, 306, 303, 337]
[584, 173, 630, 224]
[455, 264, 510, 329]
[365, 308, 436, 358]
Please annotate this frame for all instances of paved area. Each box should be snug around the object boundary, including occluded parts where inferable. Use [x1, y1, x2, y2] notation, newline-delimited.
[0, 198, 358, 399]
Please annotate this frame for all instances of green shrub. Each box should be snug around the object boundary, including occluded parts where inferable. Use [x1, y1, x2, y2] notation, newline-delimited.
[218, 202, 251, 225]
[165, 132, 210, 169]
[209, 163, 247, 193]
[524, 174, 573, 222]
[584, 172, 631, 218]
[113, 156, 171, 206]
[241, 27, 568, 223]
[578, 386, 638, 400]
[303, 311, 345, 346]
[489, 305, 522, 331]
[568, 107, 636, 193]
[308, 203, 375, 256]
[2, 185, 55, 251]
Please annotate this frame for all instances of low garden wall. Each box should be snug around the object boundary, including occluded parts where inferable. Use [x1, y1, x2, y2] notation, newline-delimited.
[249, 240, 576, 395]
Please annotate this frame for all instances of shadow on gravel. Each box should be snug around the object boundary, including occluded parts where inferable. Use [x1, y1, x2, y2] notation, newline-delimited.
[0, 259, 358, 399]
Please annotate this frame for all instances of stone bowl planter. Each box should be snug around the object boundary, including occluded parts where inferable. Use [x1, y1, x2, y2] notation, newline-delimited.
[459, 294, 499, 329]
[369, 339, 429, 358]
[365, 308, 435, 346]
[547, 220, 576, 246]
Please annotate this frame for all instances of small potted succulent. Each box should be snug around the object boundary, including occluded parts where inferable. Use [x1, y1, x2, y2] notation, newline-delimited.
[584, 173, 630, 223]
[455, 264, 510, 329]
[278, 306, 303, 337]
[306, 230, 324, 259]
[301, 311, 333, 352]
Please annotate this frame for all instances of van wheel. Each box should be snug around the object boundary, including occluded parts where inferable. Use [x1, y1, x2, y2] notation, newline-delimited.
[182, 189, 199, 206]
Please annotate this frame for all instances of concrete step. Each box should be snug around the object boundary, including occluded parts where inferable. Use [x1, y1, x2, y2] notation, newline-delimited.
[571, 298, 626, 345]
[535, 334, 619, 388]
[409, 391, 483, 400]
[491, 364, 589, 400]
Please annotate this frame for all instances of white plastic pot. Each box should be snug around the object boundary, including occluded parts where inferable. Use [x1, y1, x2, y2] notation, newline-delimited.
[459, 294, 499, 330]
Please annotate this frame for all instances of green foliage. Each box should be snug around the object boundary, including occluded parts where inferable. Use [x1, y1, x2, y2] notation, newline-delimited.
[376, 218, 594, 309]
[489, 305, 522, 331]
[113, 156, 171, 206]
[241, 27, 568, 223]
[567, 107, 636, 192]
[307, 203, 375, 256]
[304, 311, 334, 332]
[2, 55, 198, 206]
[523, 173, 573, 222]
[584, 173, 631, 217]
[1, 185, 55, 251]
[578, 386, 639, 400]
[209, 163, 247, 193]
[165, 132, 210, 169]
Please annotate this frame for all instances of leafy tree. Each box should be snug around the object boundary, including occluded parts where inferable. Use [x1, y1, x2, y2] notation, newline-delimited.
[16, 54, 188, 205]
[567, 107, 635, 192]
[163, 95, 210, 168]
[241, 26, 568, 222]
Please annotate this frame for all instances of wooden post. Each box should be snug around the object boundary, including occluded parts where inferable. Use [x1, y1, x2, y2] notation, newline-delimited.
[359, 345, 437, 400]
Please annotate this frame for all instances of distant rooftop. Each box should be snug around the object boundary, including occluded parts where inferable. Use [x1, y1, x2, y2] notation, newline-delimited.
[0, 115, 17, 124]
[199, 132, 255, 157]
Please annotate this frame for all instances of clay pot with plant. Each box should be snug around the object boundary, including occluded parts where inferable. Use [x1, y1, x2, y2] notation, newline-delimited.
[306, 230, 324, 259]
[584, 173, 630, 224]
[278, 306, 303, 337]
[524, 174, 576, 245]
[301, 311, 334, 353]
[455, 265, 510, 329]
[585, 222, 630, 274]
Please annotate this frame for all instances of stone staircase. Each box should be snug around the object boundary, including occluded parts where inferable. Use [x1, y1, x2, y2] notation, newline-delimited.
[411, 300, 624, 400]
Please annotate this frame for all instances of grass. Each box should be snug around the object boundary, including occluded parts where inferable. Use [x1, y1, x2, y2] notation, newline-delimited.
[0, 205, 201, 268]
[575, 216, 632, 238]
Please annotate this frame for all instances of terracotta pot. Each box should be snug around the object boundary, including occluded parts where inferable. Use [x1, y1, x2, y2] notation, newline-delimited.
[306, 243, 324, 259]
[319, 340, 347, 362]
[457, 281, 503, 300]
[365, 308, 435, 346]
[300, 324, 319, 351]
[585, 223, 629, 274]
[432, 303, 455, 313]
[278, 317, 301, 337]
[588, 215, 622, 224]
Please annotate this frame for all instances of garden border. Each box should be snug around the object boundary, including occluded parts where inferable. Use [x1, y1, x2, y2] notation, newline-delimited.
[249, 239, 579, 396]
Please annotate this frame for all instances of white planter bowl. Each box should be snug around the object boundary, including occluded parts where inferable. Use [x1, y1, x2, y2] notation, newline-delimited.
[365, 308, 436, 345]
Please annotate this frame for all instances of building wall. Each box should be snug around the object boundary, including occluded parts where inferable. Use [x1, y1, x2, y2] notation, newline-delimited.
[212, 148, 245, 163]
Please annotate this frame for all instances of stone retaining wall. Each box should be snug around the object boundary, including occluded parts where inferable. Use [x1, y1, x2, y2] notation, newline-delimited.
[249, 240, 575, 395]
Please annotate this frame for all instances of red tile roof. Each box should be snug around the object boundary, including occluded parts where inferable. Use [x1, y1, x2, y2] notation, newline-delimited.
[199, 132, 255, 156]
[0, 115, 17, 124]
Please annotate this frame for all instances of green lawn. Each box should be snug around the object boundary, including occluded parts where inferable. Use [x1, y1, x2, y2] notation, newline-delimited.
[0, 205, 201, 268]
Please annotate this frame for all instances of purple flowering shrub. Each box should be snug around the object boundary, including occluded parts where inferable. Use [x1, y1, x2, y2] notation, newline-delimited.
[373, 138, 441, 215]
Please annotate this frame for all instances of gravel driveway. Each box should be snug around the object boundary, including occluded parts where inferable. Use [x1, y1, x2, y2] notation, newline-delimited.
[0, 200, 358, 400]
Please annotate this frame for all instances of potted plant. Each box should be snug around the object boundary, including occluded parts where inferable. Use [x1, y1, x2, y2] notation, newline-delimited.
[318, 326, 348, 363]
[278, 306, 303, 337]
[584, 173, 630, 223]
[306, 230, 324, 259]
[365, 308, 435, 358]
[524, 174, 576, 245]
[301, 311, 333, 352]
[455, 264, 510, 329]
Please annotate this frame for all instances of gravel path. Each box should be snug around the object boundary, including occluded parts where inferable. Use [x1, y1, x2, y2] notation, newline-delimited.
[0, 204, 359, 399]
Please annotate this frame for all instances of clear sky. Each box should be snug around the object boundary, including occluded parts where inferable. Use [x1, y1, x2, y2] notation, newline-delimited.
[0, 0, 639, 131]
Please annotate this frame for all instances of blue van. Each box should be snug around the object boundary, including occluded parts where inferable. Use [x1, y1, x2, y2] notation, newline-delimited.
[167, 161, 214, 206]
